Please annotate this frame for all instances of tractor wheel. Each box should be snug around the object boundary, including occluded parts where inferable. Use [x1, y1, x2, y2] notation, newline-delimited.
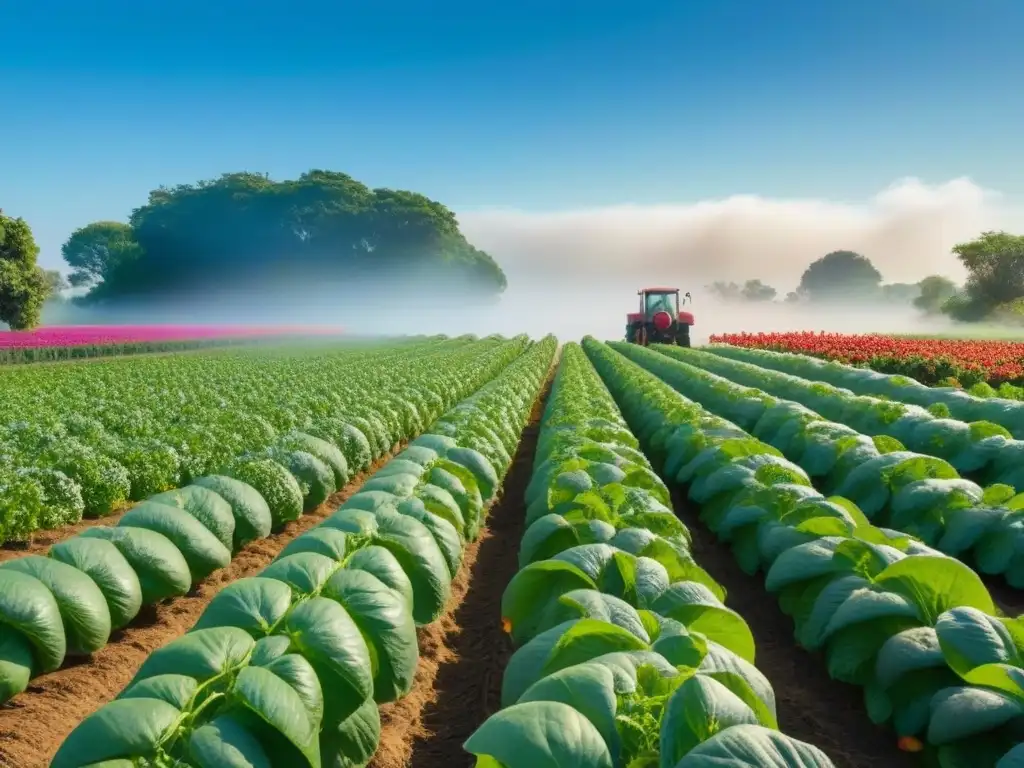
[637, 326, 649, 347]
[677, 327, 691, 347]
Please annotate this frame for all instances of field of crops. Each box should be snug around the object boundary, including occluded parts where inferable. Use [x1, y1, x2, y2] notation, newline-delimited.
[1, 332, 1023, 768]
[0, 324, 341, 364]
[713, 331, 1024, 391]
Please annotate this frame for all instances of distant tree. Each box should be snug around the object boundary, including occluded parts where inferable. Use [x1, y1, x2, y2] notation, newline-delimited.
[43, 270, 69, 300]
[707, 281, 742, 302]
[784, 290, 803, 304]
[798, 250, 883, 301]
[741, 279, 777, 302]
[913, 275, 957, 314]
[61, 221, 143, 289]
[0, 211, 48, 330]
[952, 231, 1024, 308]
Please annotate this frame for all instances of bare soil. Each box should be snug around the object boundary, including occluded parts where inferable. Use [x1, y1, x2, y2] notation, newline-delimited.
[370, 375, 551, 768]
[0, 447, 402, 768]
[670, 489, 916, 768]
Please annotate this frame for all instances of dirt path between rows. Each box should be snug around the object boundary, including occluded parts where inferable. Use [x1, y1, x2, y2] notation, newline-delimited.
[670, 489, 914, 768]
[370, 375, 551, 768]
[0, 447, 403, 768]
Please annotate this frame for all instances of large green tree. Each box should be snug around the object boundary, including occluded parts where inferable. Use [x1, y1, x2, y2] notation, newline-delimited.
[0, 211, 49, 330]
[798, 250, 882, 301]
[952, 231, 1024, 308]
[68, 170, 506, 303]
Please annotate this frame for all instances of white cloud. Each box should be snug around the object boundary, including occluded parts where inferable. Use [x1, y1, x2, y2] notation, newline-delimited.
[458, 177, 1023, 291]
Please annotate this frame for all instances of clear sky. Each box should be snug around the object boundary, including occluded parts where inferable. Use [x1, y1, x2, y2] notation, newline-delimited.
[3, 0, 1023, 271]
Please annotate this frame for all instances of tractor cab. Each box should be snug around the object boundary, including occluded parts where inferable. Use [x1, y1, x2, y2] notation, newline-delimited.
[625, 287, 694, 347]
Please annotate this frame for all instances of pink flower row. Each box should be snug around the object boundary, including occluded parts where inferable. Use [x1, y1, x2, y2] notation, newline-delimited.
[0, 325, 340, 349]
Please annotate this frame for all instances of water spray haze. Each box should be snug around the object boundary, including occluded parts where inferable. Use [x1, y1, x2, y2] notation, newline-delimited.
[450, 176, 1024, 340]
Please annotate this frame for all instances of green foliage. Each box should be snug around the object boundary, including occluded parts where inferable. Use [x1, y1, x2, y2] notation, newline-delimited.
[798, 250, 883, 301]
[954, 231, 1024, 310]
[65, 171, 507, 303]
[914, 275, 958, 314]
[60, 221, 142, 290]
[0, 211, 48, 330]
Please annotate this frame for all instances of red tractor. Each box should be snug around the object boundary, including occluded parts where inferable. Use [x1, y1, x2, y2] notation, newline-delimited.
[625, 287, 694, 347]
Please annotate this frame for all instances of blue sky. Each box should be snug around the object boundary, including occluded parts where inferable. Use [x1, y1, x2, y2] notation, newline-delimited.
[3, 0, 1023, 272]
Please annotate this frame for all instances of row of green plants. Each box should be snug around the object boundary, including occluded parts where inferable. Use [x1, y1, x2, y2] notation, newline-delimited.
[708, 344, 1024, 439]
[0, 336, 523, 543]
[0, 336, 267, 365]
[0, 337, 531, 707]
[616, 342, 1024, 589]
[50, 336, 557, 768]
[465, 344, 837, 767]
[584, 338, 1024, 767]
[658, 345, 1024, 488]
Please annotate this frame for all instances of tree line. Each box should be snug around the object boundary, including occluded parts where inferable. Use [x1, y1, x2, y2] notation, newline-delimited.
[1, 169, 508, 328]
[704, 235, 1024, 323]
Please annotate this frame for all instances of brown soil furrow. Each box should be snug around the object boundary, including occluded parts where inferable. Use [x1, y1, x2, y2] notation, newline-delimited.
[371, 375, 551, 768]
[670, 489, 915, 768]
[0, 446, 403, 768]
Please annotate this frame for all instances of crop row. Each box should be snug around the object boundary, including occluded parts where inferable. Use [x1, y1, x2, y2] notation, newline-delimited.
[659, 345, 1023, 487]
[710, 343, 1024, 438]
[633, 343, 1024, 588]
[0, 337, 532, 707]
[466, 344, 836, 767]
[584, 339, 1024, 766]
[51, 335, 557, 767]
[0, 336, 522, 542]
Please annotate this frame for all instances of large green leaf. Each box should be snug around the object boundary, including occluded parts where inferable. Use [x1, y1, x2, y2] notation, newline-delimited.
[192, 577, 294, 638]
[464, 700, 614, 768]
[875, 556, 995, 625]
[132, 627, 255, 685]
[231, 665, 321, 766]
[501, 560, 597, 645]
[672, 723, 835, 766]
[936, 607, 1024, 678]
[517, 663, 621, 762]
[320, 568, 418, 703]
[50, 698, 182, 768]
[189, 714, 273, 768]
[284, 597, 374, 726]
[659, 676, 758, 766]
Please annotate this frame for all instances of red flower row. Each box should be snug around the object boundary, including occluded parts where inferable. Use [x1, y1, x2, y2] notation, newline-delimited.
[709, 331, 1024, 386]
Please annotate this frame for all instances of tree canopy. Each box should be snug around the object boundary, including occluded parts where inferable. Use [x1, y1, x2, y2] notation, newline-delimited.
[914, 275, 957, 314]
[953, 231, 1024, 308]
[63, 170, 507, 304]
[0, 211, 49, 330]
[707, 279, 777, 303]
[797, 250, 883, 300]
